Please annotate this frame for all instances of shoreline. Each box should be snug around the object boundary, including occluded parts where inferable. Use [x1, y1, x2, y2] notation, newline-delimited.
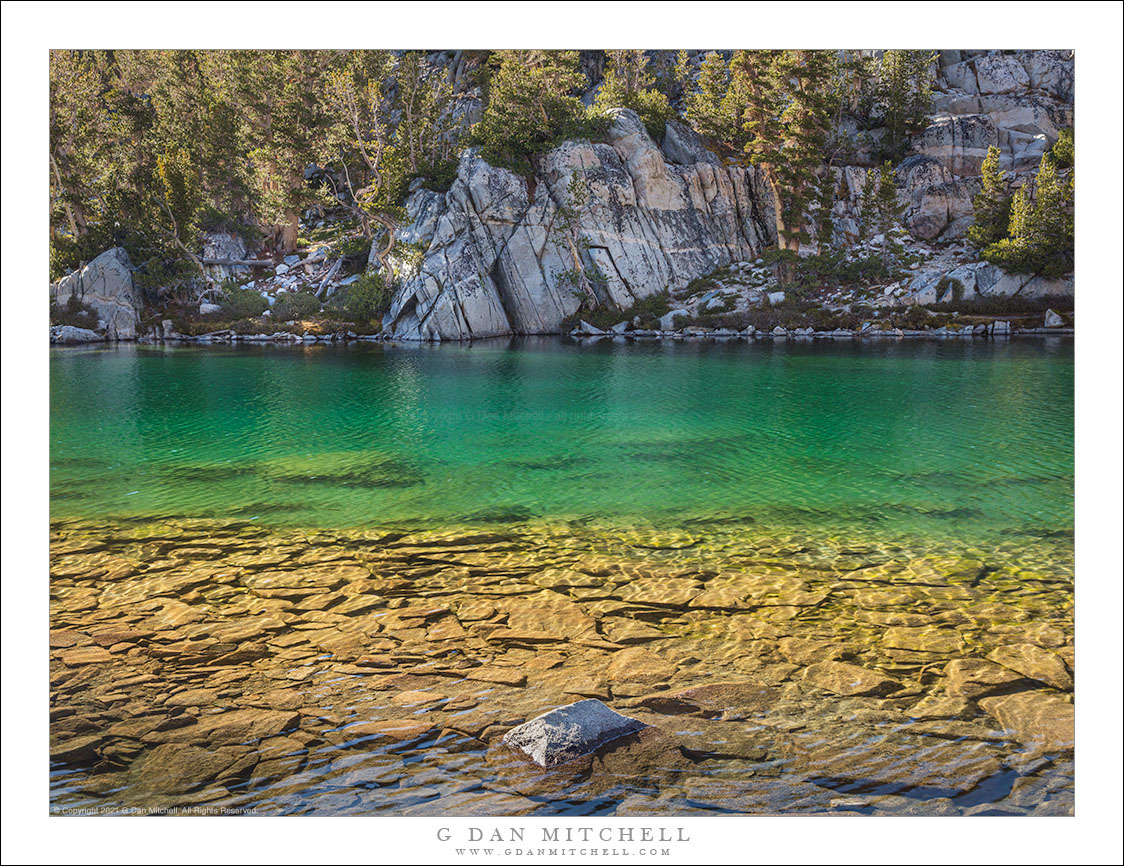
[51, 326, 1076, 347]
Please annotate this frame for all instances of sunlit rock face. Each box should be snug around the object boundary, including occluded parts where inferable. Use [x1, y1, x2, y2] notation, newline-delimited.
[51, 247, 140, 340]
[381, 109, 776, 341]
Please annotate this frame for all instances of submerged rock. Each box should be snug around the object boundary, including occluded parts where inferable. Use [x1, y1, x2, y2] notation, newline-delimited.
[986, 643, 1072, 691]
[803, 661, 902, 697]
[979, 691, 1074, 754]
[501, 699, 647, 767]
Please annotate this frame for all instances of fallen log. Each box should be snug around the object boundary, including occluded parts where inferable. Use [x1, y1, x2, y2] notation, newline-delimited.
[202, 258, 274, 267]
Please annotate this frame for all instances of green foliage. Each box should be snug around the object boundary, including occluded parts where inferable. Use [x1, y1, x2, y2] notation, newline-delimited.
[50, 295, 99, 328]
[272, 291, 322, 321]
[936, 276, 965, 303]
[967, 146, 1012, 250]
[871, 50, 938, 161]
[927, 293, 1073, 316]
[1051, 128, 1074, 169]
[729, 50, 838, 265]
[685, 52, 750, 150]
[981, 150, 1074, 277]
[761, 247, 892, 292]
[812, 170, 838, 253]
[469, 51, 607, 175]
[893, 305, 939, 330]
[327, 272, 393, 323]
[219, 284, 269, 319]
[394, 240, 429, 272]
[593, 50, 676, 140]
[331, 234, 373, 260]
[395, 51, 459, 177]
[559, 290, 674, 332]
[549, 170, 606, 309]
[864, 161, 908, 271]
[134, 255, 203, 308]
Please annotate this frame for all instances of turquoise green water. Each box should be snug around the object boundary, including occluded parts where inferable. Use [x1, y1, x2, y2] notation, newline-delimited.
[49, 338, 1073, 541]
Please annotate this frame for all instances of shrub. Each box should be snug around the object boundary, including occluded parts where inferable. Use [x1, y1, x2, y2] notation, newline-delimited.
[469, 51, 610, 176]
[272, 291, 322, 321]
[328, 272, 393, 323]
[927, 294, 1072, 317]
[892, 305, 937, 330]
[559, 290, 673, 332]
[935, 276, 965, 303]
[593, 50, 677, 140]
[219, 284, 269, 319]
[50, 294, 98, 327]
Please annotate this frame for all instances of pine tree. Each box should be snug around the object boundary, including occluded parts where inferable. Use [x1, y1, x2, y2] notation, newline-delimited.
[685, 52, 733, 143]
[729, 50, 837, 280]
[593, 50, 675, 140]
[875, 50, 938, 161]
[212, 50, 341, 255]
[982, 146, 1074, 278]
[470, 51, 598, 175]
[813, 169, 837, 254]
[1051, 128, 1074, 169]
[967, 145, 1012, 249]
[864, 162, 907, 273]
[321, 51, 411, 279]
[395, 51, 458, 178]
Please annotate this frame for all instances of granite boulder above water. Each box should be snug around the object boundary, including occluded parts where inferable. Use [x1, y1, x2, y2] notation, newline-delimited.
[501, 699, 648, 767]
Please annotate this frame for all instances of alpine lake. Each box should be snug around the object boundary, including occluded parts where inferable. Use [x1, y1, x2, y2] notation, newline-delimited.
[48, 336, 1075, 817]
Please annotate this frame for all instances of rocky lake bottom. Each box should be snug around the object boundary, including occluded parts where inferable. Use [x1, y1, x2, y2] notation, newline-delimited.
[49, 517, 1074, 817]
[47, 339, 1074, 816]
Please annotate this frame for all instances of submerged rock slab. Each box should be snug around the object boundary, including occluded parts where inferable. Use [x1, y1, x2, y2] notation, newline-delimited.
[501, 699, 647, 767]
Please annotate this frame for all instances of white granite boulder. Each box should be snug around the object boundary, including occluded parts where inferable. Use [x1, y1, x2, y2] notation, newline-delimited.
[51, 247, 139, 340]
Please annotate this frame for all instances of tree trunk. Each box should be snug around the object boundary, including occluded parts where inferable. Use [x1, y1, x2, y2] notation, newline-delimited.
[276, 209, 300, 257]
[766, 174, 800, 284]
[50, 153, 83, 239]
[566, 235, 598, 308]
[370, 214, 397, 283]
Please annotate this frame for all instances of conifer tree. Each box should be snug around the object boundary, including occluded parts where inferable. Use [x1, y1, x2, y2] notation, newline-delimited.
[983, 145, 1074, 277]
[864, 161, 907, 272]
[470, 51, 597, 174]
[322, 51, 409, 278]
[395, 51, 458, 177]
[593, 50, 675, 139]
[967, 145, 1012, 250]
[729, 50, 837, 280]
[875, 50, 938, 161]
[685, 52, 731, 142]
[212, 50, 340, 256]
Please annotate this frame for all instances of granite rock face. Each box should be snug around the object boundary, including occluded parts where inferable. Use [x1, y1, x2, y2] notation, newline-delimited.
[51, 247, 140, 340]
[880, 50, 1073, 243]
[381, 109, 776, 341]
[50, 325, 105, 344]
[501, 698, 648, 767]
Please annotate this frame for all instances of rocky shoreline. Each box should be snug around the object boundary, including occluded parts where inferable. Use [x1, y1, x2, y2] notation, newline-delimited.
[51, 322, 1074, 346]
